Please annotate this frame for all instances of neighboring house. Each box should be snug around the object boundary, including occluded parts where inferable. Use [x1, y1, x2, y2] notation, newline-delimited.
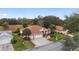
[20, 25, 50, 39]
[8, 25, 24, 32]
[55, 25, 63, 33]
[0, 25, 24, 32]
[55, 26, 73, 37]
[61, 30, 69, 35]
[61, 30, 73, 37]
[0, 31, 13, 44]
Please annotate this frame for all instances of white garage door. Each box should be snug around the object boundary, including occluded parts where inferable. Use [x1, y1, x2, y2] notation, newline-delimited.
[30, 34, 43, 39]
[34, 35, 43, 38]
[31, 34, 52, 47]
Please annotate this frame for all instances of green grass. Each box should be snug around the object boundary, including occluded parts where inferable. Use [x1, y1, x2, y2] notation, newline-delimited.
[12, 33, 35, 51]
[49, 33, 65, 42]
[23, 41, 35, 49]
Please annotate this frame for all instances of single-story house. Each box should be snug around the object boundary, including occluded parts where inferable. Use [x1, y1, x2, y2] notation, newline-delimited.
[20, 25, 51, 39]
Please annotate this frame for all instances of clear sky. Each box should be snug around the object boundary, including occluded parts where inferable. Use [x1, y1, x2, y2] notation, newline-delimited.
[0, 8, 79, 19]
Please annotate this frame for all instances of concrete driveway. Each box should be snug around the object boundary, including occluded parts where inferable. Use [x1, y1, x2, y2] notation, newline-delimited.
[31, 35, 52, 47]
[0, 43, 14, 51]
[0, 31, 14, 51]
[28, 41, 64, 51]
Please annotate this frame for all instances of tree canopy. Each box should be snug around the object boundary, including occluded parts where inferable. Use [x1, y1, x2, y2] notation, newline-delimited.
[2, 21, 9, 30]
[49, 24, 56, 34]
[42, 16, 63, 28]
[23, 28, 31, 36]
[0, 16, 64, 29]
[64, 13, 79, 33]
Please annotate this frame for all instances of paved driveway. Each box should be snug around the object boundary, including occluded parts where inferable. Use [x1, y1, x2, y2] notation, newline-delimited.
[0, 43, 14, 51]
[0, 31, 14, 51]
[31, 35, 52, 47]
[28, 41, 64, 51]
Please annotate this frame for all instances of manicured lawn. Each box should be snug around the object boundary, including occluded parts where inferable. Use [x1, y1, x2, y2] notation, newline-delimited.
[12, 33, 35, 51]
[48, 33, 65, 42]
[23, 41, 35, 49]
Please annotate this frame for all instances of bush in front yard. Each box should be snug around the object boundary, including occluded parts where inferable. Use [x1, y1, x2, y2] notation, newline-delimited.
[14, 28, 20, 35]
[11, 39, 17, 44]
[49, 33, 64, 41]
[22, 28, 31, 40]
[23, 28, 31, 36]
[63, 36, 77, 51]
[12, 33, 35, 51]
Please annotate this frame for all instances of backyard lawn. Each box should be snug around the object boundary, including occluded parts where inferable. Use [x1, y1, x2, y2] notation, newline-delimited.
[12, 33, 35, 51]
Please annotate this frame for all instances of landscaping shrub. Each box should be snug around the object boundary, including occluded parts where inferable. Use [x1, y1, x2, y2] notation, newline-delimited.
[11, 39, 17, 44]
[63, 36, 78, 51]
[73, 33, 79, 43]
[12, 33, 35, 51]
[49, 33, 64, 41]
[22, 28, 31, 40]
[14, 28, 20, 35]
[23, 28, 31, 35]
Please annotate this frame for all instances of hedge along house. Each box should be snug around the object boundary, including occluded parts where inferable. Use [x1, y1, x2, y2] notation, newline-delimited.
[20, 25, 51, 40]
